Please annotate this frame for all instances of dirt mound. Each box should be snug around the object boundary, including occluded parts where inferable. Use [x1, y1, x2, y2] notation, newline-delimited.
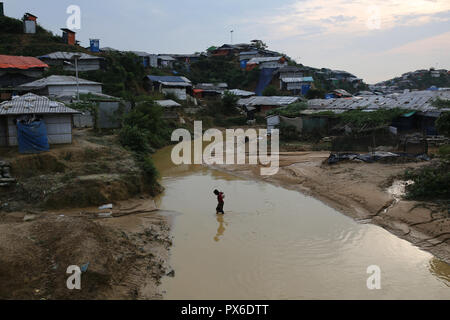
[0, 129, 158, 211]
[10, 154, 66, 178]
[0, 211, 171, 300]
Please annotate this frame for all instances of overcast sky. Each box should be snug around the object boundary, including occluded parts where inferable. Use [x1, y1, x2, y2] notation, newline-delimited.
[4, 0, 450, 83]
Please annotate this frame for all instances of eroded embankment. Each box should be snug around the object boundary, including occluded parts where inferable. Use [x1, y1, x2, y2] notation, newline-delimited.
[0, 130, 162, 212]
[210, 152, 450, 264]
[0, 130, 171, 299]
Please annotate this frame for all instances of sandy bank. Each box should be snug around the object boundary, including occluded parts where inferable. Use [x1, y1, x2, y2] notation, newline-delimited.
[0, 198, 173, 300]
[211, 152, 450, 264]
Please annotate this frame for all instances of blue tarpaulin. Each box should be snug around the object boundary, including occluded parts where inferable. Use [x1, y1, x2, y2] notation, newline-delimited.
[301, 84, 311, 95]
[17, 121, 50, 154]
[255, 68, 277, 96]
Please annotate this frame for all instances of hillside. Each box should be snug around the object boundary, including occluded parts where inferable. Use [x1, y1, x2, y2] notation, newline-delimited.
[0, 14, 368, 97]
[375, 68, 450, 91]
[0, 15, 89, 57]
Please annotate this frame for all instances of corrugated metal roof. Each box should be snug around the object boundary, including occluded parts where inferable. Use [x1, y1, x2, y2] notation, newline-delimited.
[238, 96, 300, 106]
[247, 56, 284, 64]
[39, 52, 102, 61]
[19, 75, 101, 89]
[158, 55, 176, 61]
[0, 55, 48, 70]
[146, 75, 191, 84]
[0, 93, 80, 115]
[226, 89, 255, 97]
[308, 89, 450, 112]
[131, 51, 152, 57]
[155, 100, 181, 108]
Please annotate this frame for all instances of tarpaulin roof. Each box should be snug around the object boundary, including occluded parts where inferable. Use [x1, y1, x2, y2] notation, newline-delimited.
[0, 55, 48, 70]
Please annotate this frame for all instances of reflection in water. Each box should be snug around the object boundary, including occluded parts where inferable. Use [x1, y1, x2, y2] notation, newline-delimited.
[214, 215, 227, 242]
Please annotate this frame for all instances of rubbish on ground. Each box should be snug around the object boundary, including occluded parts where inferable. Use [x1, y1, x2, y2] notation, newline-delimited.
[98, 204, 113, 210]
[81, 262, 89, 273]
[327, 152, 430, 164]
[98, 211, 112, 218]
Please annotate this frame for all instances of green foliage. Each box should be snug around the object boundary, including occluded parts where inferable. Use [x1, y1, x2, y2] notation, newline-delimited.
[135, 153, 159, 187]
[214, 116, 248, 127]
[80, 51, 146, 99]
[118, 100, 171, 191]
[267, 102, 308, 117]
[0, 16, 80, 56]
[305, 88, 326, 99]
[432, 98, 450, 109]
[438, 144, 450, 162]
[0, 16, 23, 34]
[182, 56, 260, 89]
[262, 85, 280, 96]
[221, 91, 239, 115]
[403, 162, 450, 201]
[436, 112, 450, 137]
[338, 108, 405, 130]
[279, 124, 300, 141]
[119, 125, 150, 153]
[120, 100, 171, 150]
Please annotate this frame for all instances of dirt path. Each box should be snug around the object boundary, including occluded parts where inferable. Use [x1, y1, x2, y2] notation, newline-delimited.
[210, 152, 450, 264]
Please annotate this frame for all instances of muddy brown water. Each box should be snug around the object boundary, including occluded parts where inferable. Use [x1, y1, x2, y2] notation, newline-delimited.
[153, 145, 450, 300]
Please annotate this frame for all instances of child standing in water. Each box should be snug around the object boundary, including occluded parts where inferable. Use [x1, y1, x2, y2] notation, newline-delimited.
[214, 189, 225, 214]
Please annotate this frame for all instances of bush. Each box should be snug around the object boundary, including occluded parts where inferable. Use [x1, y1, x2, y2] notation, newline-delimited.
[119, 125, 150, 153]
[221, 91, 239, 115]
[262, 85, 280, 96]
[280, 124, 300, 141]
[305, 88, 326, 99]
[120, 100, 171, 149]
[135, 154, 159, 188]
[339, 108, 405, 130]
[215, 116, 247, 127]
[432, 98, 450, 109]
[436, 112, 450, 137]
[267, 102, 308, 117]
[404, 162, 450, 201]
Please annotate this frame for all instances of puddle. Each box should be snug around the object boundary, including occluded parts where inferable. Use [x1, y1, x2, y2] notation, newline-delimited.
[153, 146, 450, 299]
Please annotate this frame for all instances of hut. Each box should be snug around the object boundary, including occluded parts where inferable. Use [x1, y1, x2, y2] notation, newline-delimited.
[19, 75, 102, 98]
[38, 52, 104, 71]
[0, 55, 48, 88]
[0, 93, 80, 151]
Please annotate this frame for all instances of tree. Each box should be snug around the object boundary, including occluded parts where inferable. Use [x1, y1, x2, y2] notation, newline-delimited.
[436, 112, 450, 137]
[262, 85, 279, 96]
[221, 91, 239, 115]
[251, 40, 268, 50]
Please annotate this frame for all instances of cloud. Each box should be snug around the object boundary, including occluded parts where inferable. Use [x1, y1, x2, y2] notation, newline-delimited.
[237, 0, 450, 41]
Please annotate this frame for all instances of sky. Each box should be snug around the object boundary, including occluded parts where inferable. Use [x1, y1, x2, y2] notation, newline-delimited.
[3, 0, 450, 83]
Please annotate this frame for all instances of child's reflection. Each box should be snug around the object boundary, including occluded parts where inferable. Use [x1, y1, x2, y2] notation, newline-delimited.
[214, 214, 227, 242]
